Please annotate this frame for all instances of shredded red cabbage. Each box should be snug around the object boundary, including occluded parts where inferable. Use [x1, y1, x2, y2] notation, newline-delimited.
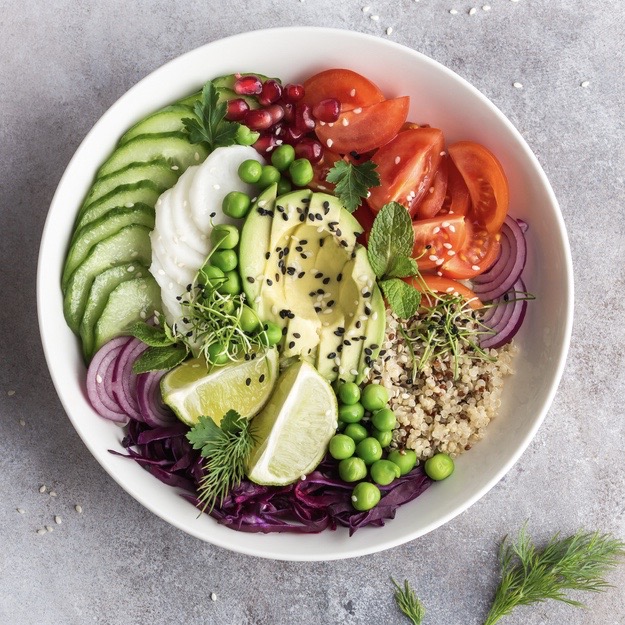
[114, 422, 431, 535]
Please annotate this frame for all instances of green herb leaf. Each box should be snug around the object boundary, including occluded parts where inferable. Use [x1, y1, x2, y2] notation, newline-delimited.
[128, 321, 175, 347]
[386, 256, 419, 279]
[367, 202, 415, 278]
[483, 527, 625, 625]
[326, 160, 380, 213]
[392, 578, 426, 625]
[186, 411, 256, 512]
[131, 344, 188, 374]
[182, 81, 240, 152]
[380, 278, 421, 319]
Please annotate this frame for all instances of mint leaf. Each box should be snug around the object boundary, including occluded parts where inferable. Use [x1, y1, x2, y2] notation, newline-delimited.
[186, 415, 224, 456]
[326, 160, 380, 213]
[380, 278, 421, 319]
[182, 81, 240, 152]
[386, 256, 419, 279]
[128, 322, 174, 347]
[132, 344, 188, 374]
[368, 202, 415, 278]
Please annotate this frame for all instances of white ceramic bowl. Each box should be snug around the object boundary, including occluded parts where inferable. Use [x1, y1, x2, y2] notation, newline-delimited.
[37, 27, 573, 561]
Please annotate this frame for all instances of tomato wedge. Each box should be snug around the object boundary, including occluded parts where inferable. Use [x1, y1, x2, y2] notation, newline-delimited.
[302, 68, 385, 112]
[314, 96, 410, 155]
[448, 141, 509, 233]
[367, 128, 445, 215]
[439, 219, 501, 280]
[438, 156, 470, 217]
[407, 275, 483, 310]
[412, 215, 466, 272]
[415, 155, 448, 219]
[307, 148, 342, 193]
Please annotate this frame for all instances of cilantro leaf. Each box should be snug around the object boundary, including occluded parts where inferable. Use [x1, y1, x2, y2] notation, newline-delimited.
[132, 344, 188, 374]
[182, 81, 240, 152]
[326, 160, 380, 213]
[380, 278, 421, 319]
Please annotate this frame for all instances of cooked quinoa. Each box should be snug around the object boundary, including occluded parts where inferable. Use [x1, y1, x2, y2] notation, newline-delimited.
[367, 308, 517, 461]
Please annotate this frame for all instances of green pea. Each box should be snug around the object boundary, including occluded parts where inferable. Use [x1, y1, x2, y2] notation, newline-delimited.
[276, 176, 292, 195]
[238, 159, 263, 184]
[338, 457, 367, 483]
[338, 382, 361, 406]
[360, 383, 389, 412]
[371, 408, 396, 432]
[343, 423, 368, 444]
[239, 305, 261, 334]
[370, 459, 401, 486]
[205, 342, 229, 365]
[260, 321, 282, 346]
[211, 249, 238, 273]
[424, 453, 455, 481]
[288, 158, 314, 187]
[387, 449, 417, 476]
[217, 270, 242, 296]
[222, 191, 251, 219]
[221, 299, 236, 315]
[328, 434, 356, 460]
[372, 428, 393, 448]
[355, 437, 383, 465]
[257, 165, 281, 188]
[199, 264, 225, 288]
[271, 144, 296, 172]
[351, 482, 381, 511]
[235, 126, 260, 146]
[338, 402, 365, 423]
[211, 224, 240, 250]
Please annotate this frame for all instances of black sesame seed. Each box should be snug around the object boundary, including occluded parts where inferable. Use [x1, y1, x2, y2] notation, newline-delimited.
[315, 306, 322, 313]
[327, 300, 335, 307]
[370, 344, 379, 349]
[295, 246, 303, 252]
[300, 239, 308, 245]
[322, 201, 330, 210]
[247, 276, 255, 284]
[186, 331, 193, 337]
[308, 213, 315, 222]
[293, 333, 301, 338]
[332, 366, 339, 373]
[300, 253, 307, 260]
[327, 352, 337, 359]
[302, 197, 311, 204]
[317, 288, 324, 295]
[182, 317, 189, 324]
[298, 272, 305, 279]
[343, 340, 352, 346]
[267, 279, 273, 286]
[337, 345, 343, 353]
[337, 273, 343, 282]
[364, 305, 371, 315]
[265, 252, 271, 260]
[176, 296, 182, 301]
[360, 335, 367, 340]
[259, 374, 265, 383]
[319, 237, 325, 247]
[355, 321, 362, 329]
[288, 341, 295, 349]
[186, 284, 192, 292]
[283, 247, 290, 255]
[245, 378, 251, 387]
[425, 244, 432, 250]
[287, 267, 296, 276]
[315, 272, 323, 279]
[282, 327, 288, 335]
[363, 292, 371, 299]
[365, 348, 372, 356]
[282, 213, 288, 221]
[315, 213, 323, 221]
[244, 353, 251, 361]
[251, 352, 257, 360]
[322, 277, 331, 285]
[309, 291, 316, 297]
[299, 214, 306, 222]
[209, 211, 216, 218]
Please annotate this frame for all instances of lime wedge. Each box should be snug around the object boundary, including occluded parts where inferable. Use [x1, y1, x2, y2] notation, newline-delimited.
[246, 360, 338, 486]
[161, 348, 278, 426]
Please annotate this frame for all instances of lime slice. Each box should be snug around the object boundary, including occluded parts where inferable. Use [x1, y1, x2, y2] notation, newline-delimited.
[161, 348, 278, 426]
[246, 360, 338, 486]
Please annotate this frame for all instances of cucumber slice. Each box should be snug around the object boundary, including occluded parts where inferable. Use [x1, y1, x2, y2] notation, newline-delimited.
[63, 224, 152, 333]
[82, 160, 179, 209]
[79, 263, 148, 359]
[176, 91, 201, 107]
[93, 276, 161, 356]
[63, 205, 155, 289]
[175, 87, 258, 109]
[118, 104, 198, 146]
[97, 132, 208, 178]
[75, 181, 161, 232]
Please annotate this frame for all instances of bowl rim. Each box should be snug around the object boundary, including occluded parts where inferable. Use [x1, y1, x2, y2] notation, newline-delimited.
[37, 25, 574, 561]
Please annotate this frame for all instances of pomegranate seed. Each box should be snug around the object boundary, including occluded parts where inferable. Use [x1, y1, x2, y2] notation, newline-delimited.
[259, 79, 282, 106]
[283, 83, 305, 103]
[282, 102, 295, 124]
[253, 132, 277, 155]
[244, 109, 273, 131]
[295, 138, 324, 164]
[277, 125, 306, 145]
[234, 75, 262, 95]
[265, 104, 285, 125]
[294, 103, 316, 132]
[225, 98, 250, 121]
[312, 98, 340, 123]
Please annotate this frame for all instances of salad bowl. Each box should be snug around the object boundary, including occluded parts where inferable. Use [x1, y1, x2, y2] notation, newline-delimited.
[37, 27, 573, 561]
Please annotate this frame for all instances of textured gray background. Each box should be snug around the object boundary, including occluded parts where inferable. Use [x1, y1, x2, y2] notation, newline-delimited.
[1, 1, 624, 624]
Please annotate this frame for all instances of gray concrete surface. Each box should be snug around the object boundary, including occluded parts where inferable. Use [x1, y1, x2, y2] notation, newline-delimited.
[1, 1, 624, 623]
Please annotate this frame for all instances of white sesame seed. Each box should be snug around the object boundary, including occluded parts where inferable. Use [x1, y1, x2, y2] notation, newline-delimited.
[469, 7, 477, 15]
[362, 6, 370, 12]
[171, 165, 179, 171]
[432, 226, 441, 234]
[140, 311, 147, 319]
[323, 321, 330, 327]
[45, 526, 54, 532]
[440, 150, 447, 156]
[211, 592, 217, 602]
[39, 485, 46, 494]
[513, 81, 523, 89]
[350, 88, 357, 97]
[327, 139, 334, 148]
[429, 186, 434, 194]
[335, 357, 341, 366]
[322, 308, 334, 315]
[442, 221, 450, 228]
[55, 515, 62, 524]
[394, 156, 401, 165]
[350, 369, 359, 376]
[342, 117, 349, 126]
[429, 255, 439, 262]
[7, 389, 15, 396]
[212, 184, 221, 190]
[124, 202, 134, 208]
[386, 27, 393, 35]
[482, 4, 491, 9]
[75, 505, 83, 514]
[36, 528, 47, 535]
[194, 152, 200, 161]
[351, 495, 358, 502]
[319, 120, 326, 126]
[443, 242, 453, 249]
[581, 80, 590, 88]
[49, 491, 57, 497]
[436, 258, 445, 266]
[353, 107, 362, 114]
[471, 265, 481, 271]
[447, 250, 456, 256]
[370, 14, 379, 21]
[19, 419, 25, 426]
[448, 225, 456, 233]
[127, 265, 135, 272]
[437, 271, 443, 276]
[16, 508, 25, 514]
[449, 8, 458, 14]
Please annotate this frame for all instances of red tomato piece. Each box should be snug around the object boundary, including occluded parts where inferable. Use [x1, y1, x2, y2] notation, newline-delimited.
[415, 155, 448, 219]
[302, 68, 385, 112]
[407, 275, 483, 310]
[412, 215, 466, 272]
[314, 96, 410, 155]
[367, 128, 445, 215]
[307, 148, 343, 193]
[438, 156, 471, 217]
[448, 141, 509, 233]
[439, 219, 501, 280]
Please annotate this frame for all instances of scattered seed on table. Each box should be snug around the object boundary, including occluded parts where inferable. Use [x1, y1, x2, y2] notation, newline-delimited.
[54, 515, 62, 525]
[16, 508, 25, 514]
[75, 505, 83, 514]
[36, 529, 47, 535]
[513, 81, 523, 89]
[370, 14, 379, 21]
[7, 390, 15, 396]
[45, 526, 53, 532]
[362, 5, 370, 12]
[469, 7, 477, 15]
[482, 4, 491, 10]
[581, 80, 590, 88]
[386, 26, 393, 35]
[211, 593, 217, 602]
[19, 419, 25, 426]
[49, 491, 57, 497]
[39, 485, 46, 494]
[449, 8, 458, 14]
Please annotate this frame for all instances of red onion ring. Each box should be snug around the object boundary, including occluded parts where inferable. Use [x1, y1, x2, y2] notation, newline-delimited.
[86, 336, 130, 424]
[136, 370, 178, 428]
[472, 216, 527, 301]
[479, 278, 527, 349]
[111, 338, 148, 421]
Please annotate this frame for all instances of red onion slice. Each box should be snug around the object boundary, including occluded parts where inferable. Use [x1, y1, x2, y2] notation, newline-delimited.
[86, 336, 130, 424]
[136, 371, 178, 428]
[472, 216, 527, 301]
[111, 338, 148, 421]
[479, 278, 527, 349]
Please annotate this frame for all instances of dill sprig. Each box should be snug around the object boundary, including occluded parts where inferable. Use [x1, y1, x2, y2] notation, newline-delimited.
[483, 527, 625, 625]
[186, 410, 257, 512]
[392, 578, 426, 625]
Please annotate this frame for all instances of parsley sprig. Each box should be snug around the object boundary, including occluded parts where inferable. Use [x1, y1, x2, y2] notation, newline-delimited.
[326, 160, 380, 213]
[182, 81, 241, 152]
